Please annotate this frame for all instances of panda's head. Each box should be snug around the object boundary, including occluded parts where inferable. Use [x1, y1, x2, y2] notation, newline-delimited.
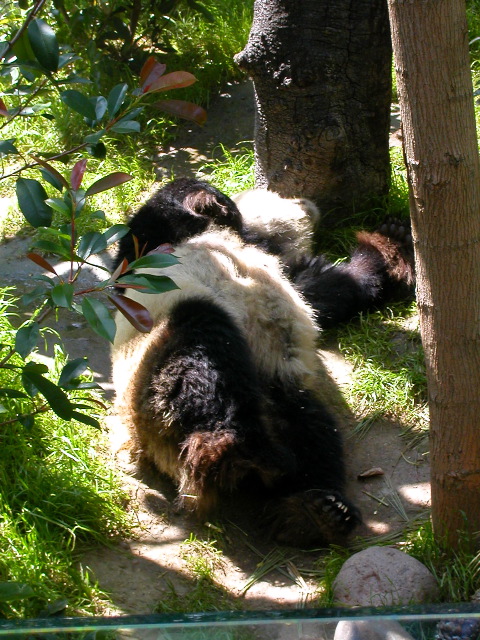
[112, 178, 244, 270]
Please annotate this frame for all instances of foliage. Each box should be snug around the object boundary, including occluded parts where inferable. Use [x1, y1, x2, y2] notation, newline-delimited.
[0, 6, 207, 426]
[0, 289, 130, 618]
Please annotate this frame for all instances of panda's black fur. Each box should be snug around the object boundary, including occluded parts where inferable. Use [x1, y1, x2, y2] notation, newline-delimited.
[111, 178, 414, 547]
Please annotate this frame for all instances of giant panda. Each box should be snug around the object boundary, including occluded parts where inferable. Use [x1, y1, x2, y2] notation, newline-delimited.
[111, 178, 414, 547]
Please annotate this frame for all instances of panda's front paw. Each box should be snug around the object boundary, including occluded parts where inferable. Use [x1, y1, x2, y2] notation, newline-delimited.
[265, 489, 361, 548]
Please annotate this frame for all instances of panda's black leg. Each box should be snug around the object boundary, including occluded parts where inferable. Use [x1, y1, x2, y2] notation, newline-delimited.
[289, 219, 415, 330]
[262, 383, 361, 547]
[146, 297, 292, 516]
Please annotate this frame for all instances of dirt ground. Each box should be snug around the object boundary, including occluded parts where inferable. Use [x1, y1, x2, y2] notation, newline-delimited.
[0, 80, 430, 616]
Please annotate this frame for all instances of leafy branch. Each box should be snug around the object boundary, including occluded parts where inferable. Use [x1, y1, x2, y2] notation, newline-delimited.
[0, 12, 206, 428]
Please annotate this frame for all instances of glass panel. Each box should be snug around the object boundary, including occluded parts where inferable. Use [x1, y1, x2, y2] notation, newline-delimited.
[1, 604, 480, 640]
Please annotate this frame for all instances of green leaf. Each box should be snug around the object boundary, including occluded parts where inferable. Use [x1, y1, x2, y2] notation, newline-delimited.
[21, 286, 47, 307]
[40, 169, 65, 192]
[27, 19, 59, 72]
[45, 197, 71, 215]
[51, 283, 74, 308]
[116, 107, 144, 121]
[84, 130, 106, 144]
[16, 178, 53, 228]
[15, 322, 40, 359]
[61, 90, 97, 120]
[0, 388, 29, 399]
[32, 240, 71, 260]
[21, 369, 73, 419]
[90, 95, 107, 122]
[128, 253, 179, 270]
[107, 83, 128, 117]
[77, 231, 107, 259]
[85, 172, 133, 197]
[102, 224, 130, 246]
[110, 119, 141, 134]
[81, 297, 116, 343]
[86, 142, 106, 159]
[31, 155, 69, 190]
[12, 30, 37, 65]
[58, 358, 89, 387]
[58, 52, 80, 69]
[19, 415, 34, 428]
[0, 583, 35, 602]
[71, 411, 100, 428]
[0, 138, 18, 157]
[116, 273, 179, 294]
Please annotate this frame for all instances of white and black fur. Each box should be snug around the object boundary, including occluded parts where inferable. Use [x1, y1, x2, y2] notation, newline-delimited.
[111, 178, 414, 547]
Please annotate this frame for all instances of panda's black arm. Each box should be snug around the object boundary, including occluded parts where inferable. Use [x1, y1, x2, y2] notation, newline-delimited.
[262, 382, 361, 547]
[290, 226, 415, 330]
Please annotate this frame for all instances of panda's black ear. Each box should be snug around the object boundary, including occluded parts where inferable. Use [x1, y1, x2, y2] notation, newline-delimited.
[183, 188, 243, 234]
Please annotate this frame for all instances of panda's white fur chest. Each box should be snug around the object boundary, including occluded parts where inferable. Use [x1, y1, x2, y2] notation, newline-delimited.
[112, 227, 321, 394]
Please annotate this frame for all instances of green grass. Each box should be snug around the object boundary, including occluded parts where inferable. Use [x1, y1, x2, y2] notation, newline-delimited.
[336, 302, 428, 442]
[199, 144, 255, 196]
[155, 533, 241, 615]
[0, 290, 130, 618]
[404, 521, 480, 603]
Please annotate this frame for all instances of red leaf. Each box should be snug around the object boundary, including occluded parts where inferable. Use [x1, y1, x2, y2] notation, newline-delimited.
[152, 99, 207, 125]
[0, 98, 8, 116]
[85, 172, 133, 197]
[108, 294, 153, 333]
[142, 71, 197, 95]
[140, 56, 167, 89]
[27, 252, 58, 275]
[71, 158, 88, 190]
[31, 155, 69, 189]
[111, 257, 129, 282]
[133, 235, 145, 259]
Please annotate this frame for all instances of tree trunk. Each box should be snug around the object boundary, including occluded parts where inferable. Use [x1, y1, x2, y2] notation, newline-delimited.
[235, 0, 392, 223]
[388, 0, 480, 550]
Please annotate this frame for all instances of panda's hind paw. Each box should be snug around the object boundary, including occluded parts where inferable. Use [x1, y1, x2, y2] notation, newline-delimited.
[356, 216, 415, 287]
[266, 489, 361, 548]
[377, 216, 412, 248]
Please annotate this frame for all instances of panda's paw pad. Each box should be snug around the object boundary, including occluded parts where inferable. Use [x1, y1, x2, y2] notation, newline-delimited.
[378, 217, 412, 248]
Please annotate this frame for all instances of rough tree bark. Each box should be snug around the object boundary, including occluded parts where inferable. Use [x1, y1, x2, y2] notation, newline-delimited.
[235, 0, 392, 222]
[388, 0, 480, 549]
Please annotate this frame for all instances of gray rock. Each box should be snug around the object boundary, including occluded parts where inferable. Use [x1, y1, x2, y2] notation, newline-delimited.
[333, 546, 439, 606]
[334, 620, 415, 640]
